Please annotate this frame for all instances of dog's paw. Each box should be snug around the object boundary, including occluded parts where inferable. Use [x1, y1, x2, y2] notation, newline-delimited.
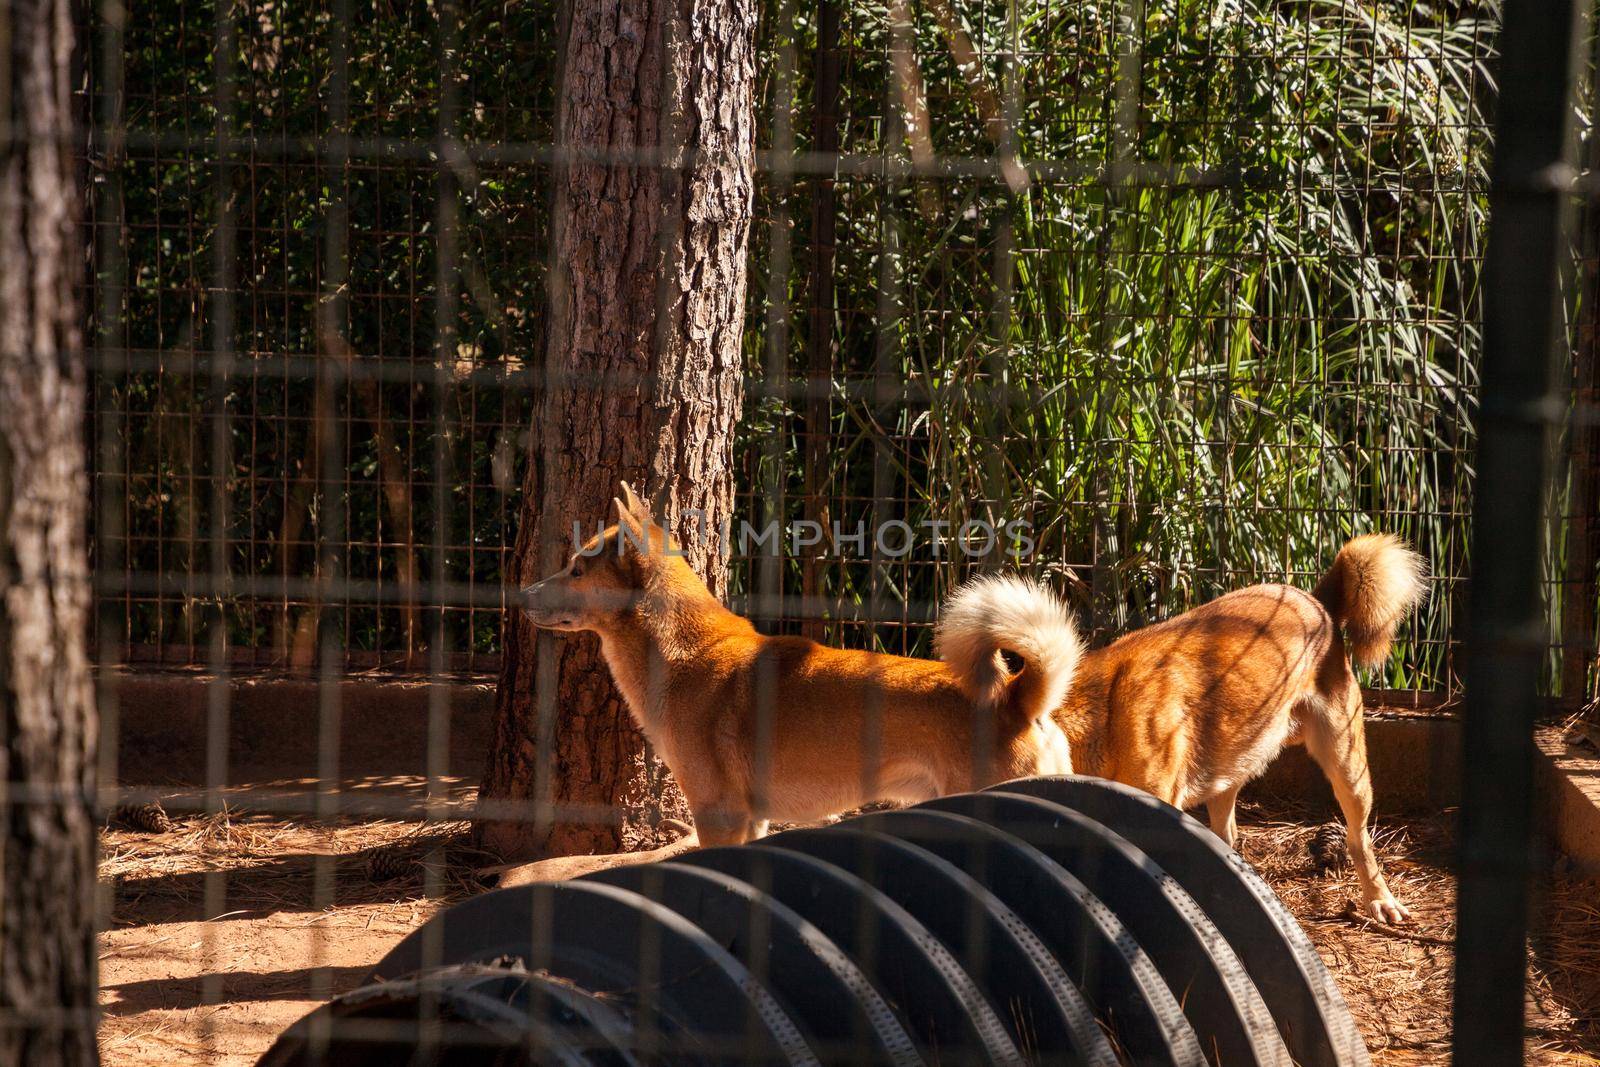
[1364, 895, 1411, 924]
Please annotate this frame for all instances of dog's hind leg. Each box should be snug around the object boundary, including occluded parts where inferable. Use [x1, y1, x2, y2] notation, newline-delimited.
[1302, 683, 1410, 924]
[1204, 782, 1243, 849]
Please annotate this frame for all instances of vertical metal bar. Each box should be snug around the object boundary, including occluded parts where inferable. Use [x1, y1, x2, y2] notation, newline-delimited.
[871, 9, 906, 655]
[309, 0, 352, 1049]
[759, 0, 796, 639]
[92, 0, 129, 825]
[748, 6, 799, 1056]
[90, 11, 130, 1056]
[1085, 0, 1144, 642]
[857, 0, 907, 1006]
[986, 0, 1024, 569]
[421, 3, 462, 1049]
[526, 0, 574, 1020]
[199, 0, 238, 1052]
[430, 44, 459, 847]
[1452, 0, 1584, 1059]
[802, 0, 841, 643]
[756, 0, 798, 826]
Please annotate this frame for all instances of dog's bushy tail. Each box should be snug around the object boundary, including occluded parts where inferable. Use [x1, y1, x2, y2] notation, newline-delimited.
[936, 575, 1082, 723]
[1313, 533, 1426, 669]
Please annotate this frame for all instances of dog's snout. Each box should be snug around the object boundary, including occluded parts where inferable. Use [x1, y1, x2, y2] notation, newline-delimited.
[521, 575, 578, 625]
[519, 572, 592, 630]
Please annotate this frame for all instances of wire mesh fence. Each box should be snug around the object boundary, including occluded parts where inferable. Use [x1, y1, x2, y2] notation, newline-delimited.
[84, 0, 1592, 701]
[88, 2, 555, 674]
[68, 0, 1600, 1060]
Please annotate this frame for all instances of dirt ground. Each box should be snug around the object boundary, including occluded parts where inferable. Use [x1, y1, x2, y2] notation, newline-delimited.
[97, 796, 1600, 1066]
[1232, 799, 1600, 1064]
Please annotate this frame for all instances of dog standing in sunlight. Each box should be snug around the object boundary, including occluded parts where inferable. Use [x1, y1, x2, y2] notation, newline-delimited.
[1054, 533, 1426, 923]
[520, 483, 1082, 847]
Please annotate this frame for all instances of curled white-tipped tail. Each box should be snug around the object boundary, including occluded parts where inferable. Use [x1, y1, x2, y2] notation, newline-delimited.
[936, 574, 1083, 723]
[1313, 533, 1427, 669]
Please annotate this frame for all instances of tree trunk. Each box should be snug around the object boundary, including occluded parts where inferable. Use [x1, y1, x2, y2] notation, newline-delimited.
[0, 1, 99, 1064]
[475, 0, 756, 860]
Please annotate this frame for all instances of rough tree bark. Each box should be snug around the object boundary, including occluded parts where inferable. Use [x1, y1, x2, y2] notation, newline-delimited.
[0, 1, 99, 1064]
[475, 0, 757, 860]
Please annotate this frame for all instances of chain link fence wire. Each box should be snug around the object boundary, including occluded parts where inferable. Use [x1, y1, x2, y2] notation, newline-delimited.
[71, 0, 1600, 1060]
[84, 0, 1596, 703]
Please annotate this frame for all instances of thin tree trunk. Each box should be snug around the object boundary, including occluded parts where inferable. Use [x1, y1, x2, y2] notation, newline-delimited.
[0, 1, 99, 1063]
[475, 0, 756, 860]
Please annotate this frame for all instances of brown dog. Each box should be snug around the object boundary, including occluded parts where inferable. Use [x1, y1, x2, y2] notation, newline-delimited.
[521, 484, 1082, 847]
[1055, 533, 1425, 922]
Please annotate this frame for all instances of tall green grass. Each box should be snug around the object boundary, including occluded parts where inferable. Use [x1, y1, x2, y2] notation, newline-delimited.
[741, 0, 1499, 692]
[99, 0, 1533, 693]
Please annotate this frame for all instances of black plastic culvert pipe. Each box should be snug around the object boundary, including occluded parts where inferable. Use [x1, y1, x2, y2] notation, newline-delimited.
[836, 806, 1204, 1067]
[993, 777, 1367, 1067]
[918, 792, 1289, 1067]
[589, 859, 925, 1067]
[258, 776, 1370, 1067]
[681, 843, 1027, 1065]
[761, 824, 1114, 1063]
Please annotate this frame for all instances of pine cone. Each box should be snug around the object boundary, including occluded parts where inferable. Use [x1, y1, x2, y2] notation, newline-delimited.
[365, 846, 417, 883]
[1308, 823, 1348, 871]
[111, 801, 173, 834]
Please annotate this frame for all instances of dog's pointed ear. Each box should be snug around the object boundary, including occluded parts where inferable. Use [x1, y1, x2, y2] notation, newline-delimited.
[619, 480, 653, 524]
[612, 495, 650, 556]
[613, 495, 639, 529]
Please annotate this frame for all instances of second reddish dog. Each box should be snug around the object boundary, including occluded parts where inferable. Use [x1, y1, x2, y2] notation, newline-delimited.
[1055, 533, 1425, 923]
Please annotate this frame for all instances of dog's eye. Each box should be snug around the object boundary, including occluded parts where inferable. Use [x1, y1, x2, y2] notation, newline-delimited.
[570, 561, 584, 578]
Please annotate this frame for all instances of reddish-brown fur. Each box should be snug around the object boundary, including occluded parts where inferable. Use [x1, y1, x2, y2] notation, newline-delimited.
[522, 484, 1079, 847]
[1055, 533, 1425, 922]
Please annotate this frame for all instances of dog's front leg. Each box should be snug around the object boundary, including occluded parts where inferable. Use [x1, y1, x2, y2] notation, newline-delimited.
[1204, 783, 1243, 849]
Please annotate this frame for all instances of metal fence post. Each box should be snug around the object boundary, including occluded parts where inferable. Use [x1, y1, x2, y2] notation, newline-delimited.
[1452, 0, 1585, 1060]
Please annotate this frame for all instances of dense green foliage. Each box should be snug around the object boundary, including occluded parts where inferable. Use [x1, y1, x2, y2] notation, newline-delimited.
[95, 0, 1506, 690]
[97, 2, 556, 663]
[742, 0, 1496, 691]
